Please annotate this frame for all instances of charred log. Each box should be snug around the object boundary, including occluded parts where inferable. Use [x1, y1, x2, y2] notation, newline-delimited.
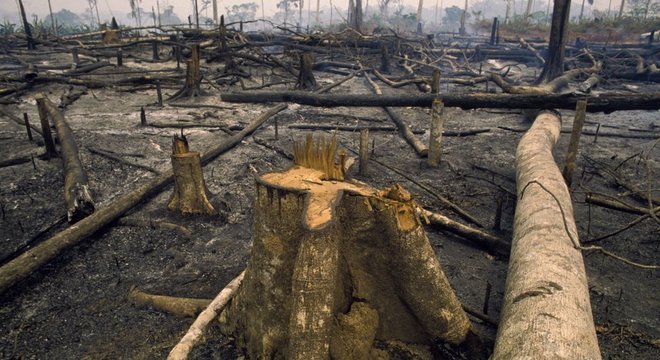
[218, 91, 660, 113]
[0, 104, 287, 295]
[35, 95, 95, 223]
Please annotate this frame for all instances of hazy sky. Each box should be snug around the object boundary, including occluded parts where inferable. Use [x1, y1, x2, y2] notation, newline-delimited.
[1, 0, 619, 23]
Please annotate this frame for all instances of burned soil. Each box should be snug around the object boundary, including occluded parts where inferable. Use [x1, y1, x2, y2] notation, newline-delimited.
[0, 28, 659, 359]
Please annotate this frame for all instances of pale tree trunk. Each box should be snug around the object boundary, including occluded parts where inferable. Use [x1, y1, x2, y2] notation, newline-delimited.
[262, 0, 266, 30]
[213, 0, 218, 25]
[537, 0, 571, 83]
[194, 0, 199, 28]
[459, 0, 468, 35]
[350, 0, 363, 31]
[87, 1, 96, 29]
[417, 0, 424, 31]
[48, 0, 57, 35]
[94, 1, 101, 28]
[157, 0, 162, 27]
[492, 111, 601, 360]
[307, 0, 312, 27]
[18, 0, 35, 50]
[525, 0, 534, 21]
[440, 0, 444, 24]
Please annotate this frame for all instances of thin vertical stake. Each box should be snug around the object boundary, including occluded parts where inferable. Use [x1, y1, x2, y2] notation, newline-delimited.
[428, 98, 445, 167]
[23, 112, 33, 141]
[156, 80, 163, 107]
[359, 129, 369, 176]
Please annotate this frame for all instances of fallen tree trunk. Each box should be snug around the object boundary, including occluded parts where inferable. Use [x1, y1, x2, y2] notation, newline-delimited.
[363, 72, 428, 157]
[418, 208, 509, 256]
[492, 111, 600, 359]
[0, 155, 31, 168]
[585, 192, 656, 216]
[218, 91, 660, 112]
[168, 271, 245, 360]
[36, 95, 95, 223]
[383, 107, 428, 156]
[128, 286, 212, 317]
[288, 123, 425, 134]
[0, 104, 287, 295]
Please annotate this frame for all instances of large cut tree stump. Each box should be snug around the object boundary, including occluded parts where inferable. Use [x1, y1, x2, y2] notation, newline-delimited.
[492, 111, 600, 359]
[167, 135, 215, 215]
[220, 135, 471, 359]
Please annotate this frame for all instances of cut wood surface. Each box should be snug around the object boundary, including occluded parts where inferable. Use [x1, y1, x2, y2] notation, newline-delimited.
[221, 145, 470, 358]
[0, 104, 287, 295]
[218, 91, 660, 112]
[492, 111, 600, 359]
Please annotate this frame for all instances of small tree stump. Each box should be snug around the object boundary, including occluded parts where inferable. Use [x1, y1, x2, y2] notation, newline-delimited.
[169, 44, 203, 101]
[221, 135, 471, 359]
[296, 52, 318, 90]
[167, 135, 215, 215]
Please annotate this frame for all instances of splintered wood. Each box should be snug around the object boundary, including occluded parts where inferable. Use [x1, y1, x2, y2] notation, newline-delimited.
[220, 135, 472, 358]
[293, 133, 347, 181]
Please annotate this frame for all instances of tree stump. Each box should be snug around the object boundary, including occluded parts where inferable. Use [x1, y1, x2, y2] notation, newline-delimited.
[220, 135, 471, 359]
[296, 52, 318, 90]
[169, 44, 203, 101]
[167, 135, 215, 215]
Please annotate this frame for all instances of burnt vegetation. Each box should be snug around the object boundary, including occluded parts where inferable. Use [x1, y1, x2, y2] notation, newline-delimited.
[0, 0, 659, 359]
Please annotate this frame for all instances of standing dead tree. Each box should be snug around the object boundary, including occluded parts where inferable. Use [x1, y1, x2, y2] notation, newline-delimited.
[296, 52, 318, 90]
[537, 0, 572, 83]
[18, 0, 36, 50]
[35, 95, 95, 223]
[349, 0, 363, 32]
[492, 111, 600, 359]
[169, 44, 203, 100]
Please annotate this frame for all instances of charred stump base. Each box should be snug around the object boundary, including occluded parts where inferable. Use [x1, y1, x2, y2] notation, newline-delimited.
[220, 165, 471, 358]
[169, 44, 205, 101]
[167, 135, 215, 215]
[296, 52, 318, 90]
